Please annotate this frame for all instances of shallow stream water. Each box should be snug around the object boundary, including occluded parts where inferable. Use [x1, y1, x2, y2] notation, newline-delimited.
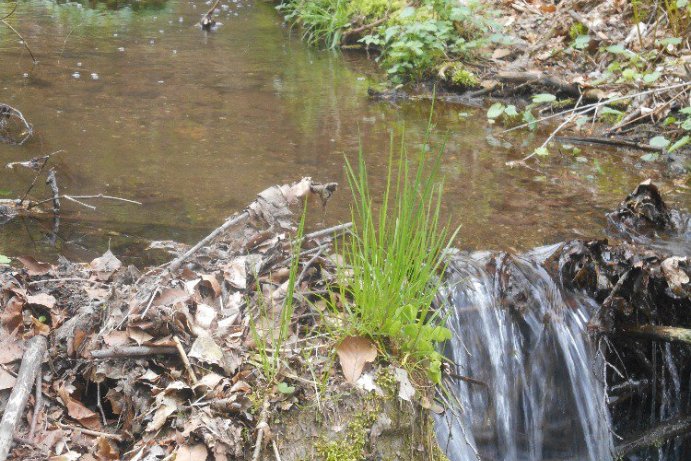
[0, 0, 688, 264]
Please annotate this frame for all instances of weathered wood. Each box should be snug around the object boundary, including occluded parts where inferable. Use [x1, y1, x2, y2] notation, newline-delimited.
[90, 345, 177, 359]
[615, 415, 691, 457]
[620, 324, 691, 345]
[0, 335, 47, 461]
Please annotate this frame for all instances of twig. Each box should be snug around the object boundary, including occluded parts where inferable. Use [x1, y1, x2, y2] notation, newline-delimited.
[173, 336, 198, 385]
[297, 247, 324, 284]
[251, 400, 270, 461]
[28, 278, 110, 286]
[342, 16, 389, 41]
[615, 415, 691, 457]
[30, 193, 142, 210]
[0, 335, 46, 461]
[11, 150, 63, 206]
[272, 440, 283, 461]
[55, 422, 123, 441]
[302, 222, 352, 241]
[553, 136, 661, 152]
[90, 345, 178, 359]
[0, 103, 32, 145]
[28, 367, 42, 440]
[96, 382, 107, 426]
[165, 211, 250, 273]
[1, 18, 36, 63]
[45, 169, 60, 214]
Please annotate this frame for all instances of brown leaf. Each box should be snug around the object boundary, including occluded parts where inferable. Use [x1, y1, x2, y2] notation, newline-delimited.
[16, 256, 52, 276]
[58, 385, 102, 431]
[1, 295, 24, 332]
[90, 250, 122, 281]
[199, 274, 221, 298]
[0, 336, 24, 364]
[336, 336, 377, 384]
[94, 436, 119, 460]
[176, 444, 208, 461]
[154, 288, 189, 306]
[26, 293, 56, 309]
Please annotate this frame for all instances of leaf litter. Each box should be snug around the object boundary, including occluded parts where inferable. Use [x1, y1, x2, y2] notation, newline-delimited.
[0, 177, 431, 461]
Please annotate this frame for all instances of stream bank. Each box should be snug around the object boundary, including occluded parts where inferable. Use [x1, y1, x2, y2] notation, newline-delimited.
[277, 0, 691, 172]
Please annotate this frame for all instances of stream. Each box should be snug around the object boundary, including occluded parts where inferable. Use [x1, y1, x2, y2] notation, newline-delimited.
[1, 2, 690, 460]
[1, 0, 688, 265]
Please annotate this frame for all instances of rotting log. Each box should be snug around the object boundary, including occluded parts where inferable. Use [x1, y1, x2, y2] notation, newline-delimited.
[619, 324, 691, 346]
[0, 335, 47, 461]
[615, 415, 691, 457]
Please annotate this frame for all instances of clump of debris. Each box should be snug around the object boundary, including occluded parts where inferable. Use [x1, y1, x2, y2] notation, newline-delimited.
[0, 178, 439, 461]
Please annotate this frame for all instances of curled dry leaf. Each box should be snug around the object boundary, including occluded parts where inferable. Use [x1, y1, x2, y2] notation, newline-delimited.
[661, 257, 689, 294]
[336, 336, 377, 384]
[90, 250, 122, 281]
[57, 385, 102, 431]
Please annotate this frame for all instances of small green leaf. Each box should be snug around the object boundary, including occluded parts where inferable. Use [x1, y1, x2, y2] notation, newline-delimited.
[0, 255, 11, 265]
[504, 105, 519, 117]
[532, 93, 557, 104]
[668, 135, 690, 153]
[601, 106, 624, 116]
[574, 35, 590, 49]
[643, 72, 661, 84]
[682, 119, 691, 131]
[523, 110, 537, 130]
[575, 116, 589, 128]
[533, 146, 549, 157]
[38, 316, 47, 323]
[486, 102, 505, 119]
[399, 6, 416, 18]
[606, 44, 628, 54]
[657, 37, 682, 47]
[640, 153, 659, 162]
[277, 382, 295, 394]
[679, 107, 691, 115]
[677, 0, 688, 8]
[649, 135, 670, 149]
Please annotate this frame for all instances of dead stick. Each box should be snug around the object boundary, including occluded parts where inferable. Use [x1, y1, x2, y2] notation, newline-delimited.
[0, 335, 46, 461]
[173, 336, 198, 385]
[45, 169, 60, 214]
[55, 422, 123, 441]
[251, 400, 270, 461]
[28, 367, 42, 439]
[90, 345, 177, 359]
[619, 324, 691, 345]
[615, 414, 691, 457]
[166, 211, 249, 273]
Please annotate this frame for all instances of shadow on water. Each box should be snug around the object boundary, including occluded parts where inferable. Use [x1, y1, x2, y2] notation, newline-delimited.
[0, 0, 689, 263]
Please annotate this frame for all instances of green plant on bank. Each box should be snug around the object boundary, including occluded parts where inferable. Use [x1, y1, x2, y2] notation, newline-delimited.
[632, 0, 690, 38]
[278, 0, 505, 83]
[641, 106, 691, 161]
[361, 1, 503, 82]
[250, 203, 306, 383]
[333, 126, 458, 384]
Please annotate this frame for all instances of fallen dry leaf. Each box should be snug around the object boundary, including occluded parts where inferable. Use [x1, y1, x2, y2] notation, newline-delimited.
[58, 385, 102, 431]
[17, 255, 52, 276]
[336, 336, 377, 384]
[90, 250, 122, 281]
[26, 293, 56, 309]
[176, 444, 208, 461]
[94, 436, 119, 460]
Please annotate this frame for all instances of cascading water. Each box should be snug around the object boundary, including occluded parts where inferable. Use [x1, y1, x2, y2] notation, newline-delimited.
[435, 246, 614, 461]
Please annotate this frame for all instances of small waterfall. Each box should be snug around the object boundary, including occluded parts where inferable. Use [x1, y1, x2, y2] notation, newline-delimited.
[436, 247, 613, 461]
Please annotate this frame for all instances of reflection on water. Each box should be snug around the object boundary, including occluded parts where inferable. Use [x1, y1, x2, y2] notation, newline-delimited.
[0, 0, 688, 264]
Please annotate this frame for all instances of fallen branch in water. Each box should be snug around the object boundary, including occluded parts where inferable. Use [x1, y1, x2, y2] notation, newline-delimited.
[0, 335, 47, 461]
[615, 415, 691, 457]
[29, 193, 142, 211]
[0, 103, 32, 145]
[619, 324, 691, 345]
